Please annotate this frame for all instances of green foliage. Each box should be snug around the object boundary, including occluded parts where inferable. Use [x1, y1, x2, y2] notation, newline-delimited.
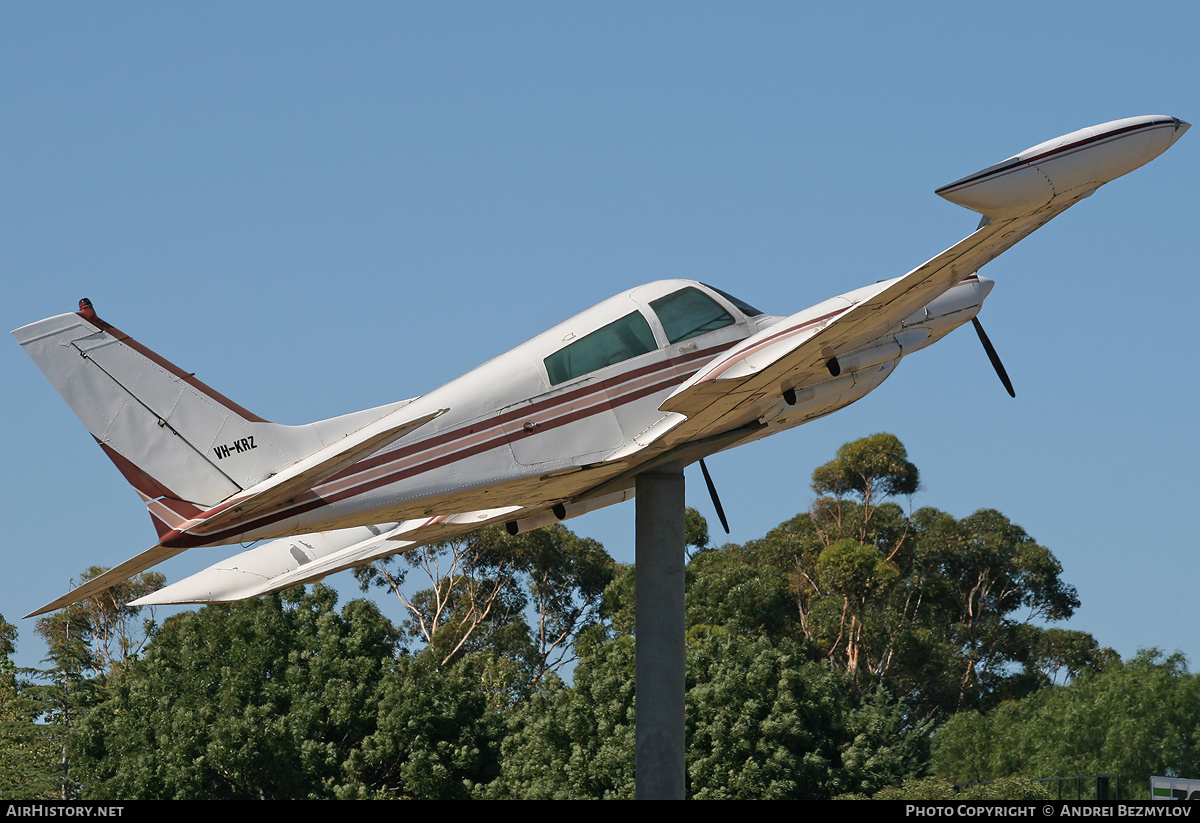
[357, 523, 615, 695]
[684, 548, 796, 640]
[342, 653, 505, 799]
[0, 616, 60, 800]
[932, 650, 1200, 799]
[0, 615, 15, 660]
[35, 568, 165, 682]
[685, 631, 848, 799]
[731, 433, 1101, 721]
[70, 587, 400, 799]
[470, 524, 617, 683]
[811, 432, 919, 542]
[25, 568, 166, 797]
[487, 636, 637, 799]
[491, 629, 928, 799]
[861, 776, 1053, 800]
[838, 687, 931, 797]
[818, 538, 893, 599]
[23, 433, 1128, 799]
[594, 563, 636, 641]
[684, 506, 711, 556]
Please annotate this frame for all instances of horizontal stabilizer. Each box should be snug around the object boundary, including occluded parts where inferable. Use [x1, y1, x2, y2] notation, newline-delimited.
[25, 407, 447, 614]
[25, 543, 190, 617]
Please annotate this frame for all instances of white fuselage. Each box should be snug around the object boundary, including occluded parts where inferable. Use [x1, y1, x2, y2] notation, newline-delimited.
[190, 274, 992, 546]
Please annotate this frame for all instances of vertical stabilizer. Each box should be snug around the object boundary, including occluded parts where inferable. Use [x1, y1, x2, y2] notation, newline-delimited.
[13, 300, 410, 529]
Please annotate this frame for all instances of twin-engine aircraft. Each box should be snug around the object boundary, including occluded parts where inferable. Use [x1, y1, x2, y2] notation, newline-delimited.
[14, 115, 1188, 616]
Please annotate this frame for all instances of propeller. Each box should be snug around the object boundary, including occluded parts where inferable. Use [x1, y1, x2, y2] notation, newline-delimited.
[971, 316, 1015, 398]
[698, 458, 730, 535]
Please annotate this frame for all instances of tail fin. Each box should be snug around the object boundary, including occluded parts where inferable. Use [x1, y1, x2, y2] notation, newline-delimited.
[13, 299, 408, 535]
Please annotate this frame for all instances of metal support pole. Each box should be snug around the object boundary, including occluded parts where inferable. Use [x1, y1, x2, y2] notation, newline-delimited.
[634, 462, 686, 800]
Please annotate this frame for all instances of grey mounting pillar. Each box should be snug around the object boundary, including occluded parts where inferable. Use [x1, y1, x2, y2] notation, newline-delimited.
[634, 462, 686, 800]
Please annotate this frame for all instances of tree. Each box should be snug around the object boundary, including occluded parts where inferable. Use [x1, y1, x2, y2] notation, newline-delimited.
[30, 568, 165, 798]
[735, 433, 1102, 720]
[810, 432, 918, 543]
[469, 525, 616, 685]
[341, 653, 505, 799]
[485, 637, 637, 799]
[0, 615, 15, 660]
[491, 626, 927, 799]
[815, 537, 899, 679]
[837, 687, 931, 797]
[901, 506, 1090, 712]
[684, 630, 852, 799]
[684, 546, 796, 641]
[357, 523, 615, 695]
[34, 567, 165, 683]
[0, 614, 59, 799]
[370, 531, 530, 666]
[70, 586, 400, 799]
[863, 776, 1053, 801]
[932, 650, 1200, 798]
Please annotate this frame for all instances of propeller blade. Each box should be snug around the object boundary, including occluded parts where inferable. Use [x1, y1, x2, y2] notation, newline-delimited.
[699, 458, 730, 535]
[972, 317, 1015, 398]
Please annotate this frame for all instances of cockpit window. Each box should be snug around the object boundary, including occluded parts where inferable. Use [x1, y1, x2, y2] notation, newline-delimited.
[650, 287, 736, 344]
[700, 283, 764, 317]
[544, 310, 658, 386]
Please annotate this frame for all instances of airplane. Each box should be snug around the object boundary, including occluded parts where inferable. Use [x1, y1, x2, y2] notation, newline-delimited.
[13, 114, 1188, 617]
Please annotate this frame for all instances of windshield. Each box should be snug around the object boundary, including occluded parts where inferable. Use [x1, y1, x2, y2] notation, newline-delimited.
[701, 283, 764, 317]
[649, 287, 735, 343]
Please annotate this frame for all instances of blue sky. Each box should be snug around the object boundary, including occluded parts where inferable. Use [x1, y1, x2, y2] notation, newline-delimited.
[3, 3, 1197, 673]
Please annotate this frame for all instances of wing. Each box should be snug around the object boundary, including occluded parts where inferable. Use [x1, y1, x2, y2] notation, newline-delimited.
[659, 115, 1188, 443]
[658, 206, 1061, 439]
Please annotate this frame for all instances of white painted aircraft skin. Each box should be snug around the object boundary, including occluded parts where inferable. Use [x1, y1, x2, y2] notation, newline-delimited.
[11, 115, 1188, 614]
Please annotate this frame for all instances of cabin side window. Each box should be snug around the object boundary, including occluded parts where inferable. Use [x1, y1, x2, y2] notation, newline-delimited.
[650, 287, 736, 344]
[544, 310, 658, 386]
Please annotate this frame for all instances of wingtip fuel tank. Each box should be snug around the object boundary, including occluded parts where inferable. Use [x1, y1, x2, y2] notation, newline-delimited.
[936, 115, 1189, 218]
